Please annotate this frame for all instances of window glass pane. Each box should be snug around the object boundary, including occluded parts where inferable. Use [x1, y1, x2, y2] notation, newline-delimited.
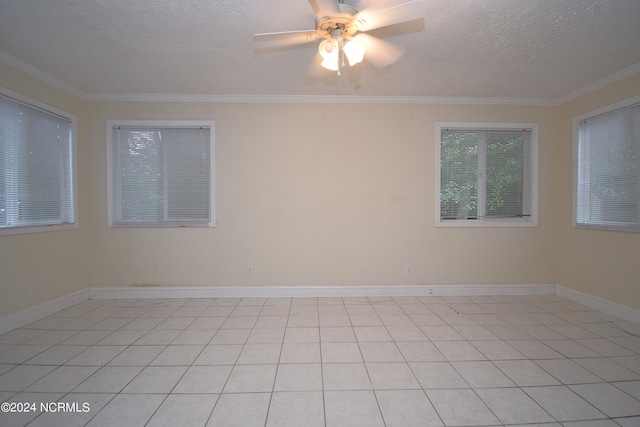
[485, 132, 524, 218]
[165, 128, 210, 220]
[0, 94, 74, 230]
[111, 124, 213, 227]
[116, 129, 163, 222]
[440, 131, 478, 220]
[439, 125, 534, 225]
[577, 102, 640, 231]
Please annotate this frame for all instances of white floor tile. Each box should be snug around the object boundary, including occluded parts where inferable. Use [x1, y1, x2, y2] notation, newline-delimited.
[121, 366, 187, 393]
[409, 361, 468, 389]
[396, 341, 446, 362]
[210, 329, 250, 345]
[533, 359, 603, 384]
[359, 342, 404, 362]
[353, 326, 392, 342]
[476, 387, 554, 424]
[386, 326, 428, 341]
[66, 345, 126, 366]
[469, 340, 525, 360]
[433, 340, 487, 361]
[575, 357, 640, 381]
[321, 342, 363, 363]
[523, 385, 606, 421]
[173, 365, 232, 393]
[279, 342, 321, 363]
[237, 343, 281, 364]
[266, 391, 324, 427]
[274, 363, 323, 391]
[206, 393, 270, 427]
[246, 327, 285, 344]
[320, 326, 357, 342]
[325, 390, 385, 427]
[74, 366, 142, 393]
[613, 380, 640, 400]
[253, 315, 288, 328]
[323, 363, 372, 390]
[452, 361, 516, 388]
[223, 364, 277, 393]
[134, 329, 181, 345]
[193, 344, 242, 365]
[26, 366, 99, 392]
[283, 327, 319, 343]
[146, 394, 218, 427]
[107, 345, 165, 366]
[570, 382, 640, 417]
[85, 393, 165, 427]
[375, 389, 443, 427]
[0, 344, 51, 363]
[506, 340, 564, 358]
[494, 360, 561, 386]
[426, 389, 500, 426]
[366, 362, 421, 390]
[0, 364, 57, 392]
[171, 329, 216, 344]
[0, 295, 636, 427]
[149, 344, 204, 365]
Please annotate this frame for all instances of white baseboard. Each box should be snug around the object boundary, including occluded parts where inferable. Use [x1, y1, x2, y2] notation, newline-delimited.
[89, 284, 555, 299]
[555, 285, 640, 325]
[0, 288, 89, 335]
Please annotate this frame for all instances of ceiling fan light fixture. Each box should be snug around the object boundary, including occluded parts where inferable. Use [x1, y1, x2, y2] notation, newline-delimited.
[343, 40, 365, 66]
[319, 38, 340, 71]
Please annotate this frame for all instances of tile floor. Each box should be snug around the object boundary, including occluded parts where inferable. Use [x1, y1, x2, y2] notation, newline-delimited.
[0, 294, 639, 426]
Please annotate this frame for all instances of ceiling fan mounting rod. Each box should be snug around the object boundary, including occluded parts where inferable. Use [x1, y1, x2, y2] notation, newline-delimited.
[316, 3, 358, 39]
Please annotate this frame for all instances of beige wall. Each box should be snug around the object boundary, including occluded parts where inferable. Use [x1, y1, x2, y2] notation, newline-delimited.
[88, 101, 556, 288]
[0, 63, 91, 318]
[553, 73, 640, 310]
[1, 60, 639, 318]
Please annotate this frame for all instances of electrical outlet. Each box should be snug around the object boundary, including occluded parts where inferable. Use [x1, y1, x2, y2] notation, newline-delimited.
[29, 281, 38, 294]
[404, 264, 413, 275]
[246, 266, 254, 276]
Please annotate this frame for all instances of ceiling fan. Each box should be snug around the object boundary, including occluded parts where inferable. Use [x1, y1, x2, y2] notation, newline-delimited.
[253, 0, 426, 74]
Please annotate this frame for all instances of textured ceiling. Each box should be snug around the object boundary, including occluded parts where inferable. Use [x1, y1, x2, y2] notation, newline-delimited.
[1, 0, 640, 101]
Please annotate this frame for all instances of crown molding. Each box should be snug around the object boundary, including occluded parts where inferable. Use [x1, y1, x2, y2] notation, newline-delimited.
[83, 92, 555, 105]
[554, 61, 640, 105]
[2, 49, 639, 106]
[0, 49, 87, 100]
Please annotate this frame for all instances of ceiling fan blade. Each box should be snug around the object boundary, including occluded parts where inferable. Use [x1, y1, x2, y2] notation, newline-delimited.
[352, 33, 404, 68]
[253, 30, 321, 46]
[353, 0, 426, 32]
[312, 0, 340, 17]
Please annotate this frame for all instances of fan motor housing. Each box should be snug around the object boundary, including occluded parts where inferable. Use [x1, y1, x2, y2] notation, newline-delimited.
[316, 3, 358, 38]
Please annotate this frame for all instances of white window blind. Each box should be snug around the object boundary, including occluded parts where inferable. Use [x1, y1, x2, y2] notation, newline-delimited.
[111, 124, 213, 227]
[440, 127, 533, 223]
[577, 101, 640, 232]
[0, 94, 74, 230]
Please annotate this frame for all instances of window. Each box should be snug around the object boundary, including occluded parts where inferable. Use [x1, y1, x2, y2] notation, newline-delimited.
[0, 90, 76, 235]
[576, 97, 640, 232]
[437, 123, 538, 227]
[107, 121, 215, 227]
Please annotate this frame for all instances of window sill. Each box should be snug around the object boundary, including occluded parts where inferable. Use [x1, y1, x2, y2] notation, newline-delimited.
[575, 223, 640, 234]
[0, 223, 78, 237]
[437, 219, 537, 228]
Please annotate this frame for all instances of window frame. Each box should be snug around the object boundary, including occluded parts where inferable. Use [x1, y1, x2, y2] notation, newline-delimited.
[0, 87, 78, 236]
[436, 122, 539, 228]
[106, 120, 216, 228]
[573, 95, 640, 233]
